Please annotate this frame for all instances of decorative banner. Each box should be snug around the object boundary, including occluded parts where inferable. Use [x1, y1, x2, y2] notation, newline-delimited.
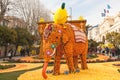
[101, 4, 111, 17]
[101, 13, 106, 17]
[107, 4, 111, 9]
[104, 9, 106, 13]
[107, 10, 109, 13]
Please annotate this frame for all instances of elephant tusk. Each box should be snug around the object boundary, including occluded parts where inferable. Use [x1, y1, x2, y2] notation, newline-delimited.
[50, 48, 56, 56]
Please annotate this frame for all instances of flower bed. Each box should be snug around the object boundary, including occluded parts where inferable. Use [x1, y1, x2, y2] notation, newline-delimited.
[5, 54, 120, 64]
[6, 57, 43, 63]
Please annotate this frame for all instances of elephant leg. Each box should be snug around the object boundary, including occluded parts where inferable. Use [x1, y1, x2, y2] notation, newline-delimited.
[65, 55, 75, 73]
[53, 55, 61, 75]
[73, 56, 79, 70]
[53, 46, 63, 75]
[65, 55, 70, 71]
[80, 54, 88, 69]
[64, 44, 75, 73]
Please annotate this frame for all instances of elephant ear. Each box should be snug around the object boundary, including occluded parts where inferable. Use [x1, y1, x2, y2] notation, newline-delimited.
[44, 24, 53, 40]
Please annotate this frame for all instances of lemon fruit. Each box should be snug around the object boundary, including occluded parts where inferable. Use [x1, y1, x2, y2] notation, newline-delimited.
[54, 3, 68, 24]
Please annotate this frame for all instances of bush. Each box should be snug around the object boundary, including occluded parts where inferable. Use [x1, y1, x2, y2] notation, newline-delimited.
[0, 64, 16, 70]
[87, 54, 98, 59]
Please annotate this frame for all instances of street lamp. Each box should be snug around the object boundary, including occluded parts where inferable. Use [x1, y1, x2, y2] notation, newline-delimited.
[69, 7, 72, 20]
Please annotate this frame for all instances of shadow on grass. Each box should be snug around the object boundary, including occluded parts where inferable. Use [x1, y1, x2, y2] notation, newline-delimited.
[0, 65, 43, 80]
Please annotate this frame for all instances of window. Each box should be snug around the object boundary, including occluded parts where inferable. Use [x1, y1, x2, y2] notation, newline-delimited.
[0, 21, 3, 26]
[0, 20, 8, 26]
[110, 24, 113, 27]
[3, 21, 8, 26]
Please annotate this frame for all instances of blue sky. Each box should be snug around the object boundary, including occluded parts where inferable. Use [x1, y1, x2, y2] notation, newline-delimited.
[40, 0, 120, 26]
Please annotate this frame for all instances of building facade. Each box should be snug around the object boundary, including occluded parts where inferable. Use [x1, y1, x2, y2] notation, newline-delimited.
[88, 12, 120, 43]
[6, 16, 26, 28]
[0, 16, 26, 28]
[88, 25, 100, 42]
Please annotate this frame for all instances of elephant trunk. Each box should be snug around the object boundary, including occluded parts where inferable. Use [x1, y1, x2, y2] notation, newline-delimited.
[42, 48, 56, 79]
[42, 62, 48, 79]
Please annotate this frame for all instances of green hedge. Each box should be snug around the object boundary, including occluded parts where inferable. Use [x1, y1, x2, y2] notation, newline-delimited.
[0, 64, 16, 70]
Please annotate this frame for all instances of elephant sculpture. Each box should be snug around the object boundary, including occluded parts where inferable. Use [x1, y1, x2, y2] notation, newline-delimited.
[42, 23, 88, 79]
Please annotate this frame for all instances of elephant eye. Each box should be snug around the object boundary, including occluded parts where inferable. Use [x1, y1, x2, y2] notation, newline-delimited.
[56, 36, 58, 39]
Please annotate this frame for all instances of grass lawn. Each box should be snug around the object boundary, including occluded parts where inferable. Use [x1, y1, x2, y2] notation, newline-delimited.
[0, 65, 43, 80]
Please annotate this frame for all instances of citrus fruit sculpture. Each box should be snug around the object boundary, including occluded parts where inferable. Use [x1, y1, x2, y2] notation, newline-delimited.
[38, 3, 88, 79]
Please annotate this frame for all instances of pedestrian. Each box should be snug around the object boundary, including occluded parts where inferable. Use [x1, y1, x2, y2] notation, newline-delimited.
[101, 47, 105, 55]
[8, 48, 13, 59]
[99, 47, 102, 54]
[26, 47, 30, 56]
[22, 48, 26, 56]
[20, 48, 25, 56]
[0, 49, 1, 57]
[110, 47, 116, 57]
[20, 48, 23, 56]
[105, 47, 109, 56]
[116, 47, 120, 58]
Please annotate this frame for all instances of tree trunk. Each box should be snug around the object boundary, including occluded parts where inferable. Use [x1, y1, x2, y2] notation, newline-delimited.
[0, 16, 4, 22]
[14, 44, 18, 56]
[4, 45, 8, 57]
